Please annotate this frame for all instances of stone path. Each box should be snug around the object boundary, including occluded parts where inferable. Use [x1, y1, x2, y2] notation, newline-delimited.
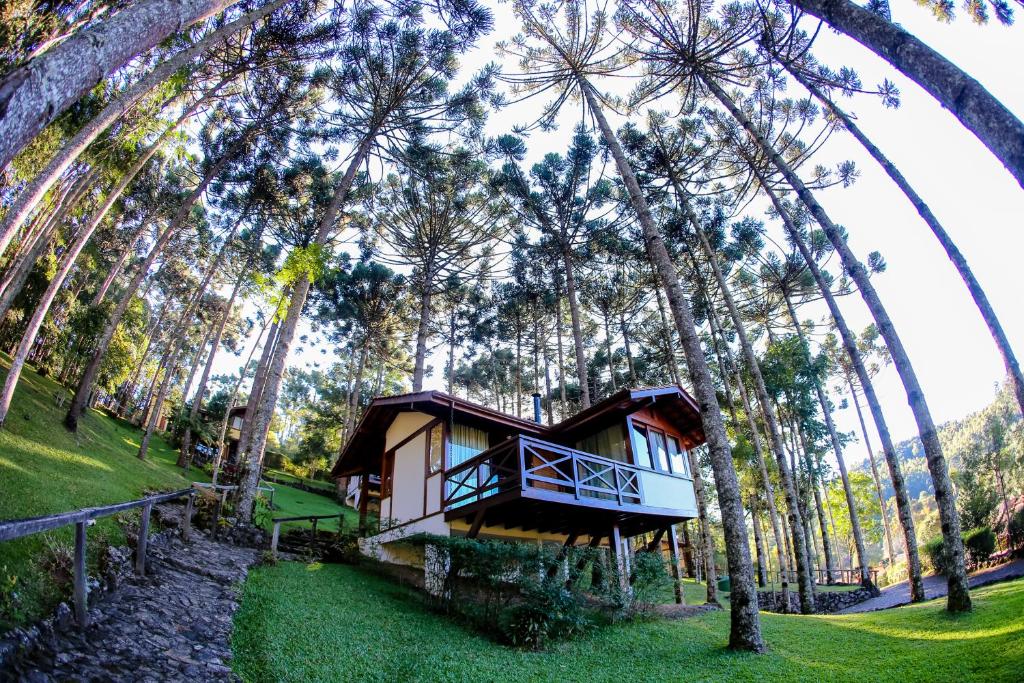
[837, 557, 1024, 614]
[10, 506, 260, 682]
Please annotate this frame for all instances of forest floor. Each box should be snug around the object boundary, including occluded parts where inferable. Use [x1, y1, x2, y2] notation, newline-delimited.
[0, 359, 350, 630]
[231, 562, 1024, 683]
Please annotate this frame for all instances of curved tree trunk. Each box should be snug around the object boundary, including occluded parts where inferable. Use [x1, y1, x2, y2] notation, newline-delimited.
[0, 168, 97, 321]
[710, 72, 956, 607]
[581, 79, 764, 651]
[850, 378, 899, 565]
[562, 249, 591, 408]
[760, 179, 925, 602]
[691, 225, 815, 613]
[0, 0, 260, 172]
[783, 290, 870, 585]
[237, 135, 373, 522]
[179, 271, 244, 468]
[786, 0, 1024, 189]
[782, 62, 1024, 417]
[64, 135, 244, 431]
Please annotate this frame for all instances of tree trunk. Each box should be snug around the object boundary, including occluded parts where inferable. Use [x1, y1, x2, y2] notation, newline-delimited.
[447, 311, 457, 394]
[581, 79, 763, 651]
[849, 379, 898, 564]
[0, 49, 235, 265]
[412, 285, 432, 392]
[691, 225, 815, 613]
[603, 314, 617, 392]
[555, 291, 567, 418]
[0, 168, 97, 321]
[64, 135, 244, 431]
[811, 470, 836, 584]
[179, 271, 243, 468]
[236, 134, 374, 522]
[750, 499, 768, 587]
[786, 0, 1024, 189]
[780, 62, 1024, 416]
[137, 346, 182, 460]
[760, 180, 925, 602]
[236, 318, 279, 464]
[688, 448, 719, 604]
[619, 312, 637, 385]
[562, 249, 590, 408]
[0, 0, 281, 172]
[92, 222, 145, 306]
[347, 340, 369, 435]
[783, 290, 870, 585]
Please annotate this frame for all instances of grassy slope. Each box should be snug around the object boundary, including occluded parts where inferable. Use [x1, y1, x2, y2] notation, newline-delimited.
[0, 361, 349, 627]
[232, 563, 1024, 683]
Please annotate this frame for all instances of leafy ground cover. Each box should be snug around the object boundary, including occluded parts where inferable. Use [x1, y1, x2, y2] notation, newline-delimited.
[232, 562, 1024, 683]
[0, 360, 349, 628]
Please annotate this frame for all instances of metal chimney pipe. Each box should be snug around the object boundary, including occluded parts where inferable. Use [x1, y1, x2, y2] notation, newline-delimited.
[532, 393, 542, 424]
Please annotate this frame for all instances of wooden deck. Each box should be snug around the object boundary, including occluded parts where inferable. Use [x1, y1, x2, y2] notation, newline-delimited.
[442, 435, 698, 537]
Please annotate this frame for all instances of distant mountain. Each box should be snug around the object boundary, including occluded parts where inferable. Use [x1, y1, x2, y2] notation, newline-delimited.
[851, 382, 1021, 500]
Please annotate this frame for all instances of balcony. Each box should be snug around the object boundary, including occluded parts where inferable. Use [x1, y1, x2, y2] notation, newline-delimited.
[442, 435, 698, 537]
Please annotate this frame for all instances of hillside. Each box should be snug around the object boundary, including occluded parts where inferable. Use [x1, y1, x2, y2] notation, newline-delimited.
[852, 383, 1022, 500]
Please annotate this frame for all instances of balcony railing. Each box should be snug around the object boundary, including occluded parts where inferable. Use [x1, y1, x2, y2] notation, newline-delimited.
[442, 434, 695, 515]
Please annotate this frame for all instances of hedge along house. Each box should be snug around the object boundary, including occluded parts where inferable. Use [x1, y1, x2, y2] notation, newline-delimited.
[331, 386, 705, 592]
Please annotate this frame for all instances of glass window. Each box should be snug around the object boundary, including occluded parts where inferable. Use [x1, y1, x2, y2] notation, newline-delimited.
[650, 429, 670, 472]
[576, 425, 628, 462]
[449, 423, 488, 466]
[668, 436, 688, 476]
[631, 424, 652, 469]
[427, 424, 443, 474]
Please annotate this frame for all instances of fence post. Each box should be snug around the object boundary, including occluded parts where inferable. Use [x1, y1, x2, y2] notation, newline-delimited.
[73, 521, 88, 627]
[212, 489, 225, 540]
[271, 522, 281, 560]
[311, 518, 319, 539]
[182, 491, 194, 541]
[136, 501, 152, 577]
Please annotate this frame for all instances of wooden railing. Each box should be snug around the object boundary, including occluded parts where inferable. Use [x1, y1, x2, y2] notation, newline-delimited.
[269, 513, 346, 559]
[442, 435, 652, 511]
[0, 488, 196, 628]
[773, 567, 879, 587]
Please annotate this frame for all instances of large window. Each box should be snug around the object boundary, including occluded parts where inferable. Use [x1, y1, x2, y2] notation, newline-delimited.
[668, 436, 689, 476]
[449, 423, 488, 467]
[576, 425, 628, 462]
[447, 423, 489, 506]
[631, 424, 653, 469]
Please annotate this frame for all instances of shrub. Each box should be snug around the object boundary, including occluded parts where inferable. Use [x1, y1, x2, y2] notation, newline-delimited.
[921, 537, 950, 576]
[410, 534, 674, 649]
[963, 527, 996, 567]
[922, 526, 998, 575]
[1008, 509, 1024, 552]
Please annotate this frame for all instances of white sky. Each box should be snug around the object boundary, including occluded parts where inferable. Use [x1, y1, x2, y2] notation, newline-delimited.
[209, 1, 1024, 468]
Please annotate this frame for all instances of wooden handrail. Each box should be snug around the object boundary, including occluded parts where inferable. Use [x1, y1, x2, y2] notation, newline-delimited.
[269, 512, 346, 559]
[0, 487, 197, 628]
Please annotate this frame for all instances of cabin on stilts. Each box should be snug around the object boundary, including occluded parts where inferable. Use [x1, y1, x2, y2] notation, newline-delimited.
[331, 385, 706, 595]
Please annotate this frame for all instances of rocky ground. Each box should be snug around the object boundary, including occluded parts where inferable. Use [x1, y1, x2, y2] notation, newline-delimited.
[6, 505, 260, 682]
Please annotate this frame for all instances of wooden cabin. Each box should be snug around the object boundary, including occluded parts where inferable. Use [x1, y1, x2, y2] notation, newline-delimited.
[331, 386, 706, 578]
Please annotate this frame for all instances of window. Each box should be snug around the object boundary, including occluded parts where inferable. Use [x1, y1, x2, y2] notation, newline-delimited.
[449, 423, 488, 467]
[427, 423, 443, 474]
[576, 425, 628, 462]
[631, 423, 653, 469]
[650, 429, 670, 472]
[447, 423, 489, 506]
[668, 436, 688, 476]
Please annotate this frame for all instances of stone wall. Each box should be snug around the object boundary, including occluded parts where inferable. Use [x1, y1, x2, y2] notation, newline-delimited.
[757, 585, 880, 614]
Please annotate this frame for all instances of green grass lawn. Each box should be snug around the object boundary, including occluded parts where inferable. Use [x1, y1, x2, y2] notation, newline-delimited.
[258, 483, 357, 534]
[232, 563, 1024, 683]
[263, 468, 336, 493]
[0, 360, 350, 628]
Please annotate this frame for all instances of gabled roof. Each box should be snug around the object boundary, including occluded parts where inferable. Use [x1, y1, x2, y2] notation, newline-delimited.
[330, 385, 704, 477]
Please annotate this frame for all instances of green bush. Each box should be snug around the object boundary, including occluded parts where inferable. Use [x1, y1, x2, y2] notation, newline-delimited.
[1008, 509, 1024, 552]
[922, 526, 997, 574]
[410, 534, 674, 649]
[963, 527, 996, 566]
[921, 537, 950, 576]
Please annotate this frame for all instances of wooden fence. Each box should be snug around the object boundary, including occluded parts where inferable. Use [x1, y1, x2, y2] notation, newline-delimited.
[0, 488, 196, 627]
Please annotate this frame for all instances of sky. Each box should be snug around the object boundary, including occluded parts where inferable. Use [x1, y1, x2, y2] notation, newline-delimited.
[209, 0, 1024, 468]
